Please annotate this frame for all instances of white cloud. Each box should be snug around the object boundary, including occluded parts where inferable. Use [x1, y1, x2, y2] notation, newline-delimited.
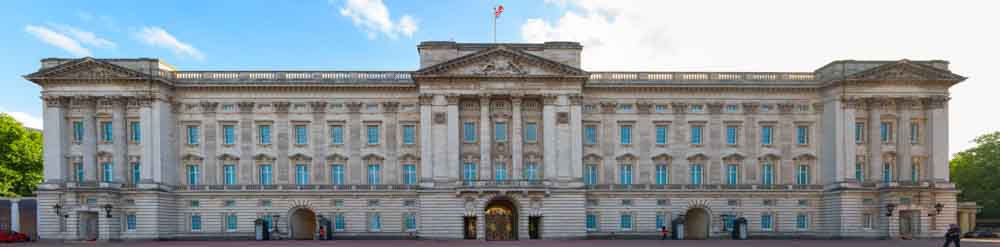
[524, 0, 1000, 156]
[337, 0, 419, 39]
[2, 111, 43, 130]
[25, 25, 91, 57]
[134, 26, 205, 60]
[52, 24, 117, 49]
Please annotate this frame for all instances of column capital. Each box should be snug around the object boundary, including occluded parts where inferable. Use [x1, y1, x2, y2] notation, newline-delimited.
[237, 102, 255, 113]
[200, 101, 219, 113]
[382, 102, 400, 113]
[600, 102, 616, 113]
[923, 96, 949, 109]
[841, 96, 865, 109]
[479, 95, 491, 105]
[418, 94, 434, 105]
[865, 96, 891, 110]
[445, 95, 461, 105]
[672, 102, 689, 114]
[637, 102, 655, 114]
[568, 95, 584, 106]
[345, 102, 363, 113]
[542, 94, 559, 105]
[42, 95, 70, 108]
[273, 101, 291, 113]
[740, 102, 759, 114]
[812, 102, 825, 112]
[707, 102, 724, 114]
[510, 96, 523, 105]
[310, 101, 328, 113]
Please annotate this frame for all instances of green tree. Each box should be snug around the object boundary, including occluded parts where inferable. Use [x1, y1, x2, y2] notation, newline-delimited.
[950, 131, 1000, 218]
[0, 113, 43, 197]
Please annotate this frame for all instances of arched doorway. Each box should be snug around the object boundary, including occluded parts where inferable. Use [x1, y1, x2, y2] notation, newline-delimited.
[290, 208, 317, 240]
[484, 197, 518, 241]
[684, 208, 710, 240]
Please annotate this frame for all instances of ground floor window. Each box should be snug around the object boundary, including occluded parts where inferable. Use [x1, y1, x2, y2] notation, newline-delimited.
[586, 213, 597, 231]
[335, 213, 346, 231]
[126, 213, 137, 232]
[226, 214, 238, 232]
[191, 215, 202, 232]
[760, 213, 773, 231]
[796, 213, 809, 230]
[368, 213, 382, 232]
[404, 212, 417, 231]
[620, 213, 633, 231]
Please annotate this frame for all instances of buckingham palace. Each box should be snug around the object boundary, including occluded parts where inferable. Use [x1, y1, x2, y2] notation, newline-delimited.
[24, 41, 967, 241]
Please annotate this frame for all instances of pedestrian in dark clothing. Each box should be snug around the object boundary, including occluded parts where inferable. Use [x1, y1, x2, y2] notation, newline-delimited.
[661, 226, 669, 240]
[943, 224, 961, 247]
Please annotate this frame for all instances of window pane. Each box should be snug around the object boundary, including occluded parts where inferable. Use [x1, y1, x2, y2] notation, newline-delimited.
[585, 126, 597, 144]
[367, 126, 379, 144]
[619, 164, 632, 185]
[726, 127, 737, 145]
[855, 123, 864, 143]
[403, 125, 416, 144]
[655, 165, 668, 185]
[295, 126, 308, 144]
[130, 122, 141, 142]
[656, 126, 667, 144]
[223, 126, 235, 144]
[260, 125, 271, 144]
[463, 163, 477, 183]
[331, 165, 344, 185]
[188, 126, 199, 145]
[495, 163, 507, 181]
[691, 126, 702, 144]
[620, 126, 632, 144]
[495, 122, 507, 142]
[224, 165, 236, 185]
[331, 126, 343, 144]
[368, 164, 381, 184]
[463, 122, 476, 142]
[403, 164, 417, 185]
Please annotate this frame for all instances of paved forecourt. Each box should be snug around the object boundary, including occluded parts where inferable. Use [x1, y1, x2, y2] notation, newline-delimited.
[13, 240, 1000, 247]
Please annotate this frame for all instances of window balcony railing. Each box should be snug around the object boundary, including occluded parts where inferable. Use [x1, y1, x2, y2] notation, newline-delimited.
[181, 184, 418, 191]
[459, 179, 546, 188]
[584, 183, 823, 191]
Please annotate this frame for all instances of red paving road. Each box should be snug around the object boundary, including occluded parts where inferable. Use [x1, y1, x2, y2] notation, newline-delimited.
[7, 239, 1000, 247]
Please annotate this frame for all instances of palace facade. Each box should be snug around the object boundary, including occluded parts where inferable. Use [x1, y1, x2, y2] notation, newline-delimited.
[26, 41, 966, 241]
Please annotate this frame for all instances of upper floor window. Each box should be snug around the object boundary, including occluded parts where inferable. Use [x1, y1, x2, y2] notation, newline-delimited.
[761, 126, 774, 145]
[495, 162, 508, 181]
[131, 163, 140, 185]
[655, 164, 669, 185]
[655, 126, 668, 145]
[402, 125, 416, 145]
[797, 126, 810, 145]
[726, 126, 739, 145]
[187, 126, 199, 145]
[129, 121, 141, 143]
[524, 162, 539, 181]
[463, 162, 477, 183]
[761, 162, 774, 185]
[690, 164, 703, 185]
[102, 162, 114, 183]
[690, 104, 703, 113]
[294, 125, 308, 145]
[525, 122, 538, 142]
[619, 164, 633, 185]
[403, 164, 417, 185]
[187, 165, 199, 185]
[331, 164, 345, 185]
[855, 160, 865, 182]
[655, 104, 668, 112]
[331, 125, 344, 144]
[725, 104, 739, 113]
[367, 164, 381, 184]
[726, 164, 739, 185]
[366, 125, 380, 145]
[258, 125, 272, 145]
[259, 165, 273, 185]
[295, 164, 309, 185]
[880, 122, 894, 143]
[617, 104, 633, 113]
[222, 125, 235, 145]
[223, 164, 236, 185]
[910, 123, 920, 144]
[690, 126, 703, 145]
[73, 121, 84, 142]
[620, 125, 633, 145]
[221, 104, 235, 112]
[796, 165, 810, 185]
[101, 121, 113, 142]
[584, 125, 597, 144]
[760, 104, 773, 112]
[494, 122, 508, 142]
[463, 122, 476, 143]
[584, 164, 598, 185]
[855, 122, 865, 144]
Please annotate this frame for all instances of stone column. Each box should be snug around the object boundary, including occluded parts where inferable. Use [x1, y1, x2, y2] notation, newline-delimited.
[80, 97, 99, 183]
[926, 96, 949, 182]
[201, 102, 219, 184]
[867, 98, 884, 183]
[672, 103, 689, 184]
[841, 98, 859, 182]
[42, 96, 68, 184]
[569, 95, 584, 182]
[237, 102, 255, 184]
[897, 98, 913, 182]
[542, 95, 558, 181]
[707, 103, 723, 184]
[637, 102, 654, 184]
[418, 95, 435, 185]
[311, 102, 328, 184]
[447, 96, 460, 182]
[111, 97, 128, 184]
[383, 102, 400, 184]
[274, 102, 291, 184]
[479, 96, 492, 180]
[511, 96, 523, 180]
[138, 97, 155, 184]
[346, 102, 363, 184]
[600, 102, 616, 184]
[741, 103, 758, 183]
[10, 199, 19, 232]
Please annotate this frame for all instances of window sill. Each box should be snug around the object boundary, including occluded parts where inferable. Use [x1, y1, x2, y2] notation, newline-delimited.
[690, 144, 704, 148]
[186, 144, 199, 147]
[257, 144, 272, 147]
[655, 143, 668, 147]
[294, 144, 308, 148]
[329, 143, 344, 147]
[726, 144, 739, 147]
[797, 144, 810, 147]
[222, 144, 235, 148]
[366, 143, 381, 147]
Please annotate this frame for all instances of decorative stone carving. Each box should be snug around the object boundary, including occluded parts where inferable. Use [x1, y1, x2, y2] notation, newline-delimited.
[42, 96, 69, 107]
[474, 56, 526, 76]
[542, 95, 558, 105]
[707, 102, 723, 114]
[345, 102, 363, 113]
[740, 102, 759, 114]
[812, 102, 825, 112]
[446, 95, 461, 105]
[777, 103, 795, 114]
[237, 102, 255, 113]
[273, 102, 291, 113]
[200, 102, 219, 113]
[568, 95, 583, 106]
[382, 102, 399, 113]
[599, 102, 616, 113]
[671, 102, 689, 114]
[637, 102, 653, 114]
[434, 112, 447, 124]
[865, 97, 891, 110]
[418, 95, 434, 105]
[924, 96, 949, 109]
[557, 112, 569, 124]
[309, 101, 328, 113]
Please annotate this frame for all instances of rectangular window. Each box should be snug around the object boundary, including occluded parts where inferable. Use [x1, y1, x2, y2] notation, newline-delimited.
[855, 122, 865, 144]
[796, 213, 808, 230]
[334, 213, 346, 231]
[690, 164, 703, 185]
[880, 122, 893, 143]
[586, 213, 598, 231]
[226, 214, 238, 232]
[726, 164, 738, 185]
[331, 125, 344, 144]
[403, 125, 416, 145]
[366, 125, 379, 144]
[797, 126, 809, 145]
[855, 161, 865, 182]
[761, 126, 773, 145]
[295, 125, 308, 145]
[463, 163, 477, 184]
[102, 162, 113, 183]
[726, 104, 739, 112]
[263, 215, 274, 231]
[259, 165, 272, 185]
[463, 122, 476, 142]
[656, 213, 667, 229]
[223, 125, 235, 145]
[761, 213, 773, 231]
[655, 165, 668, 185]
[862, 213, 874, 229]
[403, 164, 417, 185]
[368, 164, 381, 184]
[796, 165, 810, 185]
[655, 126, 668, 145]
[525, 122, 538, 142]
[223, 165, 236, 185]
[883, 162, 893, 182]
[259, 125, 272, 144]
[584, 126, 597, 144]
[191, 215, 202, 231]
[295, 164, 309, 185]
[102, 121, 113, 142]
[73, 121, 84, 141]
[620, 214, 633, 231]
[723, 214, 734, 231]
[691, 126, 703, 145]
[911, 123, 920, 144]
[619, 164, 633, 185]
[187, 165, 199, 185]
[404, 213, 417, 231]
[75, 163, 84, 182]
[584, 164, 598, 185]
[369, 213, 382, 232]
[524, 163, 539, 181]
[187, 126, 199, 145]
[131, 163, 141, 184]
[620, 125, 632, 145]
[331, 164, 344, 185]
[130, 121, 141, 143]
[495, 122, 507, 142]
[762, 163, 774, 185]
[126, 213, 137, 231]
[495, 163, 507, 181]
[726, 126, 738, 145]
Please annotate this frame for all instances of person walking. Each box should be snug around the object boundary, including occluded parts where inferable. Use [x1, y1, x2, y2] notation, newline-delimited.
[943, 224, 961, 247]
[661, 226, 670, 240]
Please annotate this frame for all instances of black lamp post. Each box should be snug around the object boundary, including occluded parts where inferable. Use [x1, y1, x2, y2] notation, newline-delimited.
[935, 203, 945, 215]
[53, 204, 63, 217]
[102, 204, 113, 218]
[885, 203, 897, 217]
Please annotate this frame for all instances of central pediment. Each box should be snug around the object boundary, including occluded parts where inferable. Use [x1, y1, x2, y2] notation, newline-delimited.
[413, 46, 588, 79]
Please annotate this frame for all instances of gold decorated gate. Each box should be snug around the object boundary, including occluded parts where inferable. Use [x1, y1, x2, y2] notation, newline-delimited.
[485, 200, 517, 241]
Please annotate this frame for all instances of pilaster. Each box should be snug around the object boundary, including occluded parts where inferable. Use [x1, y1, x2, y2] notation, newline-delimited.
[311, 101, 328, 184]
[897, 99, 914, 182]
[79, 96, 99, 183]
[867, 97, 884, 183]
[111, 97, 128, 184]
[479, 96, 492, 180]
[201, 101, 219, 184]
[511, 96, 523, 180]
[42, 96, 68, 185]
[926, 96, 949, 182]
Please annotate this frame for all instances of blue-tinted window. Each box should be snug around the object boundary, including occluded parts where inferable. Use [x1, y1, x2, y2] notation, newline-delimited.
[187, 165, 199, 185]
[223, 125, 235, 145]
[463, 122, 476, 142]
[330, 125, 343, 144]
[726, 126, 738, 145]
[656, 126, 668, 144]
[130, 121, 141, 143]
[259, 165, 272, 185]
[369, 213, 382, 231]
[584, 126, 597, 144]
[223, 165, 236, 185]
[620, 214, 633, 230]
[761, 126, 773, 145]
[726, 164, 738, 185]
[620, 125, 632, 145]
[73, 121, 84, 141]
[855, 161, 864, 182]
[405, 213, 417, 231]
[524, 163, 539, 181]
[691, 126, 703, 145]
[187, 126, 199, 145]
[761, 214, 773, 231]
[690, 164, 703, 185]
[403, 164, 417, 185]
[796, 214, 808, 230]
[797, 126, 809, 145]
[495, 163, 507, 181]
[295, 164, 309, 185]
[403, 125, 416, 145]
[655, 165, 668, 185]
[880, 122, 892, 143]
[75, 163, 84, 182]
[259, 125, 271, 144]
[191, 215, 202, 231]
[226, 214, 238, 231]
[366, 125, 379, 145]
[102, 121, 113, 142]
[463, 163, 477, 183]
[584, 164, 598, 185]
[762, 163, 774, 185]
[295, 125, 308, 145]
[368, 164, 381, 184]
[619, 164, 633, 185]
[525, 123, 537, 142]
[586, 213, 598, 231]
[126, 214, 137, 231]
[131, 163, 141, 184]
[102, 162, 113, 183]
[331, 164, 344, 185]
[335, 213, 346, 231]
[796, 165, 810, 185]
[495, 122, 507, 142]
[855, 122, 865, 144]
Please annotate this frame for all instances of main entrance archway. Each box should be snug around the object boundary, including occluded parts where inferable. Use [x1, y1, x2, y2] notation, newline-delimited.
[290, 208, 317, 240]
[484, 197, 518, 241]
[684, 208, 710, 240]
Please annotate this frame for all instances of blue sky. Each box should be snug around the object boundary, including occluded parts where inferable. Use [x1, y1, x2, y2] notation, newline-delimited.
[2, 0, 998, 155]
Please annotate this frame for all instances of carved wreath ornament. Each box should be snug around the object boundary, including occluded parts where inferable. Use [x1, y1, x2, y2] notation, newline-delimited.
[475, 57, 527, 76]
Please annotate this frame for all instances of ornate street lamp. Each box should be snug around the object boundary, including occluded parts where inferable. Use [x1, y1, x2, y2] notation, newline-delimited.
[935, 203, 945, 215]
[885, 203, 897, 217]
[103, 204, 113, 218]
[53, 204, 63, 217]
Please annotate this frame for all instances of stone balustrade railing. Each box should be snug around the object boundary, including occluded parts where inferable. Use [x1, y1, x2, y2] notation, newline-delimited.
[585, 184, 824, 191]
[164, 71, 414, 84]
[176, 184, 417, 191]
[588, 71, 817, 83]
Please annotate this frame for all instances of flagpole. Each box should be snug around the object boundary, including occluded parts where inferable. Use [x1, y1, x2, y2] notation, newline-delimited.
[492, 2, 496, 43]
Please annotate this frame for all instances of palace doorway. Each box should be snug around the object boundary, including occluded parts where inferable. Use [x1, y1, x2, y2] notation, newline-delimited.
[464, 216, 477, 239]
[899, 210, 919, 238]
[684, 208, 710, 240]
[78, 212, 98, 241]
[290, 208, 317, 240]
[484, 198, 518, 241]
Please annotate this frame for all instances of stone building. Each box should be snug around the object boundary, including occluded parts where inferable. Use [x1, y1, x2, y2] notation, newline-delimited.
[25, 41, 966, 241]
